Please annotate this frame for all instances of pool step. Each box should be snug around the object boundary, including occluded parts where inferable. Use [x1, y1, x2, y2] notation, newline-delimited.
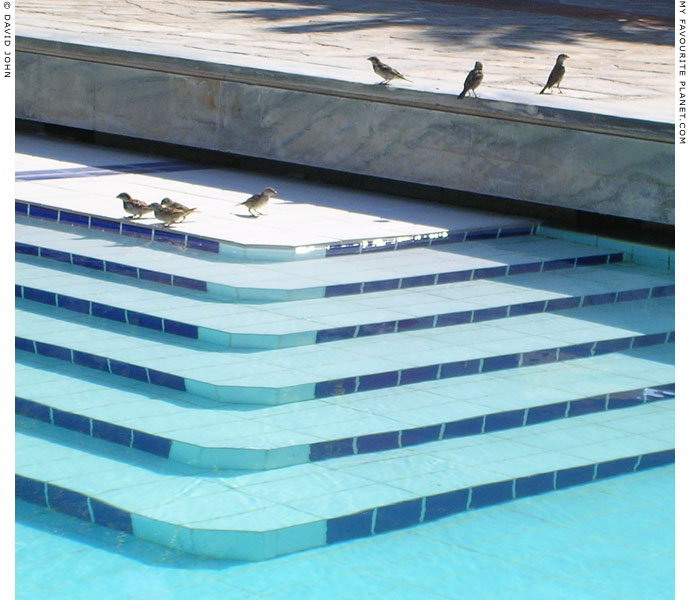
[15, 401, 674, 561]
[16, 256, 674, 349]
[15, 345, 675, 470]
[16, 218, 625, 302]
[15, 296, 674, 405]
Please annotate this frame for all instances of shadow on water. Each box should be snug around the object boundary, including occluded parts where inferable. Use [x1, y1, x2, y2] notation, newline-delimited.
[209, 0, 674, 47]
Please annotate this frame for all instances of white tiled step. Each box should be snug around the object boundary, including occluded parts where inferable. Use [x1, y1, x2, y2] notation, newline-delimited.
[15, 401, 674, 560]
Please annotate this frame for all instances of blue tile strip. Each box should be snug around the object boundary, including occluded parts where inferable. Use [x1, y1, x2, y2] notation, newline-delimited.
[15, 160, 196, 181]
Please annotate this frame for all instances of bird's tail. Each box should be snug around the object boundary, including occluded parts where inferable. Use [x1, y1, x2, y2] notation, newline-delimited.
[539, 85, 547, 94]
[458, 89, 467, 99]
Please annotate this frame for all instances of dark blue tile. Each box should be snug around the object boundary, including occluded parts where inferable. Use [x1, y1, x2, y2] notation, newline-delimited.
[93, 420, 132, 446]
[558, 343, 594, 360]
[482, 354, 520, 372]
[637, 449, 674, 470]
[424, 489, 469, 521]
[15, 284, 22, 298]
[543, 258, 576, 271]
[72, 254, 104, 271]
[432, 231, 466, 245]
[374, 499, 423, 534]
[15, 201, 28, 215]
[52, 409, 90, 435]
[132, 431, 172, 458]
[443, 416, 483, 439]
[436, 311, 472, 327]
[57, 295, 90, 314]
[515, 472, 554, 498]
[616, 288, 650, 302]
[608, 253, 624, 264]
[401, 274, 436, 289]
[667, 331, 675, 343]
[186, 237, 220, 253]
[154, 229, 186, 247]
[108, 359, 149, 382]
[316, 327, 357, 343]
[607, 389, 645, 409]
[522, 348, 558, 367]
[362, 279, 399, 293]
[484, 409, 525, 432]
[397, 316, 435, 332]
[546, 296, 581, 311]
[472, 306, 508, 322]
[632, 333, 668, 348]
[35, 342, 71, 362]
[139, 269, 172, 285]
[651, 285, 675, 298]
[309, 438, 354, 461]
[596, 457, 637, 480]
[465, 229, 499, 241]
[555, 464, 595, 489]
[15, 337, 35, 353]
[39, 248, 71, 263]
[575, 254, 608, 266]
[73, 351, 110, 372]
[16, 242, 39, 256]
[395, 237, 433, 250]
[172, 276, 207, 292]
[526, 402, 568, 425]
[314, 378, 357, 398]
[327, 510, 374, 543]
[15, 475, 46, 506]
[440, 359, 480, 378]
[29, 205, 58, 220]
[650, 383, 675, 396]
[356, 431, 399, 454]
[472, 266, 508, 280]
[594, 337, 632, 355]
[91, 302, 127, 323]
[325, 283, 362, 297]
[90, 217, 121, 233]
[148, 369, 186, 391]
[22, 287, 56, 306]
[508, 262, 541, 275]
[126, 311, 163, 331]
[510, 300, 546, 317]
[470, 480, 513, 509]
[582, 293, 617, 307]
[401, 425, 441, 447]
[399, 365, 438, 385]
[569, 396, 607, 416]
[163, 320, 198, 339]
[47, 485, 91, 521]
[121, 223, 152, 240]
[90, 499, 133, 534]
[105, 262, 138, 278]
[437, 270, 471, 284]
[15, 397, 51, 423]
[361, 240, 396, 253]
[59, 211, 90, 227]
[326, 244, 360, 257]
[498, 226, 533, 238]
[357, 370, 399, 392]
[357, 321, 396, 337]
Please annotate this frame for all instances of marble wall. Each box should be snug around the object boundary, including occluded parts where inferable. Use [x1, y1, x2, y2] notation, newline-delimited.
[16, 45, 675, 225]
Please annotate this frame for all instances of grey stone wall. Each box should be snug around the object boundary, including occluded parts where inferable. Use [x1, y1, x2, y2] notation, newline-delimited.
[16, 37, 674, 225]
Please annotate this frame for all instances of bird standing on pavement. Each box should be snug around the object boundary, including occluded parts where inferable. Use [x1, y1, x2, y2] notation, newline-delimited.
[161, 197, 195, 221]
[237, 187, 277, 217]
[117, 192, 153, 219]
[457, 61, 484, 99]
[149, 202, 196, 227]
[540, 54, 569, 94]
[367, 56, 411, 85]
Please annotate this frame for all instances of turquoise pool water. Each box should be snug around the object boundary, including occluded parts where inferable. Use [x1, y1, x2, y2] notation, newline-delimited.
[16, 465, 674, 600]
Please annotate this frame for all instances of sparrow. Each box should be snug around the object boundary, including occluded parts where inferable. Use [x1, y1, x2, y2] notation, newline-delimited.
[237, 187, 277, 217]
[540, 54, 569, 94]
[367, 56, 411, 85]
[458, 61, 484, 99]
[149, 202, 196, 227]
[116, 192, 153, 219]
[161, 197, 195, 220]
